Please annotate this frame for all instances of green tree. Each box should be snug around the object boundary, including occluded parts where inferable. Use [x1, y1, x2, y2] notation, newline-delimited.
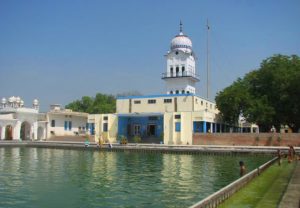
[216, 54, 300, 132]
[215, 78, 251, 126]
[65, 93, 116, 114]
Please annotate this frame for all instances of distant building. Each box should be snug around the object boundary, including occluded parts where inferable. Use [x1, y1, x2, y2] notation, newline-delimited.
[116, 94, 219, 144]
[88, 114, 118, 142]
[0, 96, 46, 140]
[0, 99, 88, 141]
[46, 104, 88, 138]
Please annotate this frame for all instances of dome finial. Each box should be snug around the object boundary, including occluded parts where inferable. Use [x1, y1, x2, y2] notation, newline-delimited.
[179, 20, 183, 33]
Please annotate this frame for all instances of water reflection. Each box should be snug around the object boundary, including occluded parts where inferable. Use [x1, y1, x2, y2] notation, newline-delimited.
[0, 148, 272, 208]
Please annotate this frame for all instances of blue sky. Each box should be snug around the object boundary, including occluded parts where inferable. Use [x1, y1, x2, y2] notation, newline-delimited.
[0, 0, 299, 111]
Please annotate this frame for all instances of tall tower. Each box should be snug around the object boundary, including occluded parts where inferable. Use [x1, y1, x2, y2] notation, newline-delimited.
[162, 22, 199, 94]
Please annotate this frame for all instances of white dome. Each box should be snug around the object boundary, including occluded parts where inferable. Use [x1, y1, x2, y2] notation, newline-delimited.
[8, 96, 15, 103]
[16, 96, 21, 103]
[33, 99, 39, 106]
[170, 32, 192, 53]
[1, 97, 6, 104]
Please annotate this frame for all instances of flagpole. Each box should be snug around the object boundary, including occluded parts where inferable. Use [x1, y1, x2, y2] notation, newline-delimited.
[206, 19, 210, 99]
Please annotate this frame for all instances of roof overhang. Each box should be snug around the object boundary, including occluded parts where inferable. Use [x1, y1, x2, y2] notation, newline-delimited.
[118, 112, 164, 117]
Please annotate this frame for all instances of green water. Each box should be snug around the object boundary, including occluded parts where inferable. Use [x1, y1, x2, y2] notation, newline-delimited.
[0, 147, 272, 208]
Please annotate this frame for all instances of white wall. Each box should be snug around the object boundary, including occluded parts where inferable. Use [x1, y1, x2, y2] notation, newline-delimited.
[47, 113, 87, 138]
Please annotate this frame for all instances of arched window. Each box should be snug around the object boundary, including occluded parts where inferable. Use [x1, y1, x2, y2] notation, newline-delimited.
[187, 91, 190, 94]
[176, 90, 179, 94]
[170, 67, 173, 77]
[170, 91, 173, 94]
[182, 66, 185, 76]
[176, 67, 179, 77]
[182, 90, 185, 94]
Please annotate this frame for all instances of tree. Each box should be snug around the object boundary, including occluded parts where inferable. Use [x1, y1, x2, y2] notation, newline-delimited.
[216, 54, 300, 132]
[65, 93, 116, 114]
[116, 90, 143, 97]
[215, 78, 251, 126]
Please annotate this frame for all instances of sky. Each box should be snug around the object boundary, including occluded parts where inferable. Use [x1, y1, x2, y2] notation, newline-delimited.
[0, 0, 299, 111]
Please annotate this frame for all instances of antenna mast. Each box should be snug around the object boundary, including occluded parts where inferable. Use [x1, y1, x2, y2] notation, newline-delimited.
[206, 19, 210, 99]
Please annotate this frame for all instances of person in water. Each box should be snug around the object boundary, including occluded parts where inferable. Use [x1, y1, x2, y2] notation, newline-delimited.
[277, 149, 282, 166]
[239, 161, 246, 176]
[288, 145, 294, 163]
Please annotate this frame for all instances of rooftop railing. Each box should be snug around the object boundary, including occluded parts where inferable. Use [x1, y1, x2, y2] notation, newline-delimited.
[161, 71, 200, 81]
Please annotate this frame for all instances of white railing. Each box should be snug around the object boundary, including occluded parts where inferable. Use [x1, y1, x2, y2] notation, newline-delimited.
[189, 157, 278, 208]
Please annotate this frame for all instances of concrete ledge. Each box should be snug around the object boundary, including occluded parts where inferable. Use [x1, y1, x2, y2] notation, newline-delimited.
[1, 141, 299, 155]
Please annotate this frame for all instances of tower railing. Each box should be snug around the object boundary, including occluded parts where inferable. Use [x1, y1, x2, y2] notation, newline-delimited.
[161, 71, 200, 81]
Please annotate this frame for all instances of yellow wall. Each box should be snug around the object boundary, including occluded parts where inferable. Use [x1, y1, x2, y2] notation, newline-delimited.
[163, 112, 174, 144]
[163, 112, 193, 145]
[117, 95, 219, 115]
[181, 112, 193, 145]
[88, 114, 118, 143]
[116, 95, 221, 144]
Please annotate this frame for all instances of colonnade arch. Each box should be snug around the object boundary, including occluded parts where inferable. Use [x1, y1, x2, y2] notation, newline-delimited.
[5, 125, 13, 140]
[20, 121, 31, 140]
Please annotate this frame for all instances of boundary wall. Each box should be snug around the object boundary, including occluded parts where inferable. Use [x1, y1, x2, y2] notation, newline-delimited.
[193, 133, 300, 146]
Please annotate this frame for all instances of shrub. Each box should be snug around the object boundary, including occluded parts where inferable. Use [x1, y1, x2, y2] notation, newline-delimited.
[120, 136, 128, 145]
[133, 135, 141, 143]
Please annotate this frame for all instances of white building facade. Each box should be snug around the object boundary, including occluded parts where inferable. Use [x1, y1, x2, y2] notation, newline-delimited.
[0, 96, 46, 140]
[46, 104, 88, 138]
[162, 22, 199, 95]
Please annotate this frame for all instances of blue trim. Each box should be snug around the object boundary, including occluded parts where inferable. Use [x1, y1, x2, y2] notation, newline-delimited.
[193, 121, 203, 133]
[175, 122, 181, 132]
[117, 115, 164, 138]
[118, 112, 164, 117]
[68, 121, 72, 131]
[117, 93, 216, 103]
[64, 121, 68, 130]
[103, 123, 108, 132]
[203, 121, 207, 133]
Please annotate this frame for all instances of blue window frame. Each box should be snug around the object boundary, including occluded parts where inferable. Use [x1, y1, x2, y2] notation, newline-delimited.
[69, 121, 72, 131]
[175, 122, 181, 132]
[90, 123, 95, 135]
[51, 120, 55, 127]
[64, 121, 68, 130]
[103, 123, 108, 132]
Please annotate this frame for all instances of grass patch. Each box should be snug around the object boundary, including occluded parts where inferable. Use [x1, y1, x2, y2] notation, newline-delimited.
[218, 159, 296, 208]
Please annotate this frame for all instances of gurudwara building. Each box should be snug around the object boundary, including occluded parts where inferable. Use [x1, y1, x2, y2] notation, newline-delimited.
[88, 23, 225, 145]
[0, 98, 88, 141]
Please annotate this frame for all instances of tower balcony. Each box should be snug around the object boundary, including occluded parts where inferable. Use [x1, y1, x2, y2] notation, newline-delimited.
[161, 71, 200, 81]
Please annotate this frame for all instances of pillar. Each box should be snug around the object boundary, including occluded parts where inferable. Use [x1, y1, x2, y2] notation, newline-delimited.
[1, 126, 5, 140]
[203, 121, 207, 133]
[33, 122, 38, 140]
[14, 121, 21, 140]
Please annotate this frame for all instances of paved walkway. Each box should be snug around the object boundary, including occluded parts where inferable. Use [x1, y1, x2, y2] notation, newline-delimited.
[279, 161, 300, 208]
